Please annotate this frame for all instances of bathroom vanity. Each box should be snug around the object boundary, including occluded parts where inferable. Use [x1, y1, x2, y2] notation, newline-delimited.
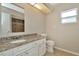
[0, 34, 46, 56]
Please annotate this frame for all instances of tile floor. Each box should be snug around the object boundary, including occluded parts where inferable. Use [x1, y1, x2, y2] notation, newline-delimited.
[45, 49, 76, 56]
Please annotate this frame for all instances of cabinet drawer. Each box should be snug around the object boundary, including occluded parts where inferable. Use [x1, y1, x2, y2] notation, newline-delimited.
[16, 52, 29, 56]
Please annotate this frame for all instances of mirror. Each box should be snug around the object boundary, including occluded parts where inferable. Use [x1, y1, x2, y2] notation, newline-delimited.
[0, 3, 25, 36]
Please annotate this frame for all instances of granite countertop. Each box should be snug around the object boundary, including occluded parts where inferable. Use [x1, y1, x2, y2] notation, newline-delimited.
[0, 34, 45, 52]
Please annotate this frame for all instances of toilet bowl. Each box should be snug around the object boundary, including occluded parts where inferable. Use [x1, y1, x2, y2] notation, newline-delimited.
[46, 40, 55, 53]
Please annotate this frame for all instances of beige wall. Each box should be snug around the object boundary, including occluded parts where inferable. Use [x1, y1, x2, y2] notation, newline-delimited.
[24, 5, 46, 34]
[46, 3, 79, 54]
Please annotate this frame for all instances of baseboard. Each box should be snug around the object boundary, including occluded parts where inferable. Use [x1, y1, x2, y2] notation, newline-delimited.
[55, 46, 79, 56]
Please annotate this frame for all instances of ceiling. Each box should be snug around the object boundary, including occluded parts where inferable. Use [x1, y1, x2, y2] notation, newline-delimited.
[15, 3, 58, 14]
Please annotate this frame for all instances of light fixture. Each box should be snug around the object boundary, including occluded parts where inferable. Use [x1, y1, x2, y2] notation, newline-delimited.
[34, 4, 42, 10]
[30, 3, 42, 9]
[30, 3, 36, 5]
[30, 3, 51, 14]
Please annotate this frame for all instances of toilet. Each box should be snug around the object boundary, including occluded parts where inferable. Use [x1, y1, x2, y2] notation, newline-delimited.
[46, 40, 55, 53]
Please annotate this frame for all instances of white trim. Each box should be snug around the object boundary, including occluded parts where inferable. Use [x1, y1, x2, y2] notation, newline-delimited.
[55, 46, 79, 56]
[1, 3, 24, 13]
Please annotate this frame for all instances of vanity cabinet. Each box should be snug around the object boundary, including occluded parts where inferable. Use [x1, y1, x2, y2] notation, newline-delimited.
[0, 39, 46, 56]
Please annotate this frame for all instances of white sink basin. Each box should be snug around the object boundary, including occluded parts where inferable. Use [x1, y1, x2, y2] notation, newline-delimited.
[10, 39, 26, 43]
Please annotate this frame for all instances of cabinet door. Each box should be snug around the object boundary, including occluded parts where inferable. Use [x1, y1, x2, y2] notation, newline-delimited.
[16, 51, 30, 56]
[33, 46, 38, 56]
[27, 47, 38, 56]
[38, 39, 46, 56]
[39, 44, 44, 56]
[0, 49, 13, 56]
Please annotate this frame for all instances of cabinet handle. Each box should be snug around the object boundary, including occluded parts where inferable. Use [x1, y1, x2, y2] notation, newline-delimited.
[25, 52, 29, 54]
